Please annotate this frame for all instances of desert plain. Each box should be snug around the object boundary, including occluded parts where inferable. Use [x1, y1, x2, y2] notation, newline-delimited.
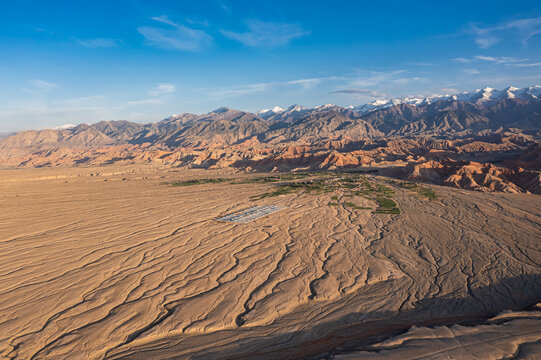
[0, 164, 540, 359]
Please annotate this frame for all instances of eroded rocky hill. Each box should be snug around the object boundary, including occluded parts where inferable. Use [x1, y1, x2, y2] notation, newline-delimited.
[1, 86, 540, 194]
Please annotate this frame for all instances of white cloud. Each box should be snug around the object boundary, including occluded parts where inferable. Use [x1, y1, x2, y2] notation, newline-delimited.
[330, 89, 387, 98]
[287, 78, 321, 89]
[206, 76, 332, 99]
[474, 55, 528, 64]
[116, 98, 164, 109]
[393, 76, 424, 85]
[185, 18, 209, 27]
[469, 16, 541, 48]
[454, 56, 529, 65]
[439, 88, 459, 94]
[504, 17, 541, 44]
[138, 16, 212, 51]
[221, 20, 310, 47]
[29, 79, 57, 91]
[474, 36, 500, 49]
[55, 95, 105, 105]
[204, 70, 423, 103]
[78, 38, 122, 48]
[409, 62, 433, 66]
[24, 80, 58, 96]
[148, 83, 176, 96]
[209, 83, 269, 99]
[513, 62, 541, 67]
[219, 2, 231, 14]
[348, 70, 406, 87]
[463, 68, 481, 75]
[453, 57, 473, 63]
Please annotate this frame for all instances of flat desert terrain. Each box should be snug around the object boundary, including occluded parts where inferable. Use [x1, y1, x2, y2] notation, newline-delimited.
[1, 165, 540, 359]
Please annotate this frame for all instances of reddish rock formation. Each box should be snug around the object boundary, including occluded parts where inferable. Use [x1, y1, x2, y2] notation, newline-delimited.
[409, 159, 541, 194]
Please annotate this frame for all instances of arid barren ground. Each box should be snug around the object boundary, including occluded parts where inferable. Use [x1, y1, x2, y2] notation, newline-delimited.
[1, 165, 540, 359]
[3, 1, 541, 358]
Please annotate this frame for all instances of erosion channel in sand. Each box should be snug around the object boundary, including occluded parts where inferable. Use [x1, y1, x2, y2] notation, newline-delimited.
[0, 165, 540, 359]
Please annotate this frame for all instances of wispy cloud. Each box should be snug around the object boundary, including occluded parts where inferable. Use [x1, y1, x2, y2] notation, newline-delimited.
[221, 20, 310, 47]
[330, 89, 386, 98]
[463, 68, 481, 75]
[207, 76, 331, 99]
[148, 83, 176, 96]
[474, 55, 528, 64]
[287, 78, 321, 89]
[510, 17, 541, 44]
[348, 70, 407, 87]
[469, 16, 541, 48]
[205, 72, 409, 101]
[409, 62, 433, 66]
[393, 77, 425, 85]
[439, 88, 459, 94]
[24, 79, 58, 96]
[29, 79, 58, 91]
[453, 57, 473, 63]
[55, 95, 105, 105]
[185, 18, 209, 27]
[219, 2, 231, 14]
[209, 83, 269, 99]
[78, 38, 122, 48]
[473, 35, 500, 49]
[474, 56, 541, 68]
[138, 15, 212, 51]
[513, 62, 541, 67]
[469, 24, 501, 49]
[454, 55, 529, 65]
[116, 98, 164, 110]
[329, 70, 427, 99]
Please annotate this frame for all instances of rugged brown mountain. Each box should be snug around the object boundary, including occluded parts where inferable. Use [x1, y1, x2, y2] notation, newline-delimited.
[1, 97, 540, 194]
[3, 97, 540, 149]
[160, 108, 270, 148]
[0, 126, 116, 149]
[406, 159, 541, 194]
[262, 111, 381, 144]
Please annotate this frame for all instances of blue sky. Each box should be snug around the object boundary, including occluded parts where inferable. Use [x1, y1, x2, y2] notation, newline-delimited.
[1, 0, 541, 131]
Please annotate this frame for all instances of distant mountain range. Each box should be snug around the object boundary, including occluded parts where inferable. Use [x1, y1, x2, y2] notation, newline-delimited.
[257, 85, 541, 117]
[5, 84, 538, 149]
[1, 85, 540, 191]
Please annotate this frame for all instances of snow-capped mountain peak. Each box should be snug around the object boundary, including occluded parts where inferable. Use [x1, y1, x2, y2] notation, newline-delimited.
[255, 85, 540, 118]
[287, 104, 307, 112]
[314, 104, 335, 110]
[257, 106, 284, 115]
[207, 107, 230, 114]
[47, 124, 77, 130]
[352, 85, 541, 113]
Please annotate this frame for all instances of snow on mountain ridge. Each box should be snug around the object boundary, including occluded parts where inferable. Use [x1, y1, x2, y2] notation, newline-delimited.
[255, 85, 540, 117]
[257, 104, 309, 119]
[314, 104, 335, 110]
[47, 124, 77, 130]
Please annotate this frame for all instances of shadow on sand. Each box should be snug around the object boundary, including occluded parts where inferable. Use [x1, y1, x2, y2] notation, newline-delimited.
[112, 273, 541, 359]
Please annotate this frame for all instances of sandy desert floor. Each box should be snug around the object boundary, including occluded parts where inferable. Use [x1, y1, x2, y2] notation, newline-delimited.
[0, 165, 540, 359]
